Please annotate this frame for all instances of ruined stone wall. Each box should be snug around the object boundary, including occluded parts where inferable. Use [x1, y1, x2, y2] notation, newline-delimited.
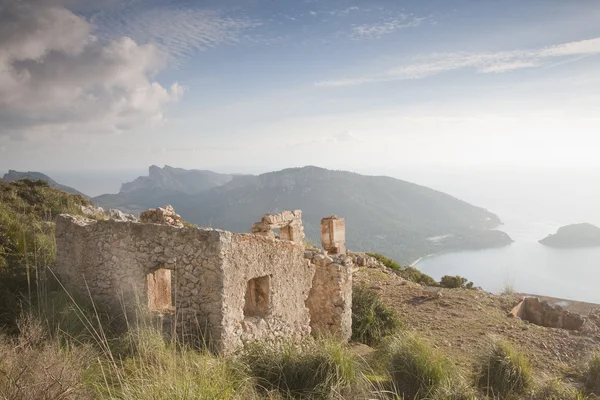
[55, 215, 227, 346]
[320, 216, 346, 255]
[514, 297, 585, 331]
[219, 233, 315, 351]
[56, 208, 354, 354]
[305, 250, 353, 341]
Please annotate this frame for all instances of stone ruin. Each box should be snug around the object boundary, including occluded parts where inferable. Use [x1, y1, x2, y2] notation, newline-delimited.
[321, 216, 346, 255]
[55, 207, 352, 353]
[250, 210, 305, 243]
[511, 297, 585, 331]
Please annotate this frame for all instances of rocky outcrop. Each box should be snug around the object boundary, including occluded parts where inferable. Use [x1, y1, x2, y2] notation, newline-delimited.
[512, 297, 585, 331]
[140, 205, 184, 228]
[81, 205, 138, 222]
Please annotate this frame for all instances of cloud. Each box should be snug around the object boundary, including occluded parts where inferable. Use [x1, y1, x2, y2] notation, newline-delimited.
[316, 37, 600, 87]
[91, 4, 260, 61]
[0, 0, 182, 138]
[351, 14, 425, 39]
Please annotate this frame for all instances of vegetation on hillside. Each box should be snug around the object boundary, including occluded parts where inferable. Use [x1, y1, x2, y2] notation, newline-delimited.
[439, 275, 474, 289]
[0, 179, 89, 329]
[366, 252, 437, 285]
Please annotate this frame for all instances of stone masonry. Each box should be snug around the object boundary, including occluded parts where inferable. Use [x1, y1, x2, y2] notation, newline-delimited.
[321, 216, 346, 255]
[250, 210, 305, 244]
[55, 207, 351, 353]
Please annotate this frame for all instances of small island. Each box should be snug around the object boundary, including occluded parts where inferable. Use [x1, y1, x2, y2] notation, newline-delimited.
[539, 223, 600, 248]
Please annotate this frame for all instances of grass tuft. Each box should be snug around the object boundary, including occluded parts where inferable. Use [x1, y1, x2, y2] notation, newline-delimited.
[351, 284, 402, 346]
[376, 333, 462, 400]
[475, 339, 532, 399]
[532, 379, 585, 400]
[242, 339, 360, 399]
[582, 353, 600, 394]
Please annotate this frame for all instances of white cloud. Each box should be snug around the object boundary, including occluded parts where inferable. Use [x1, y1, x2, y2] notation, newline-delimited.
[316, 37, 600, 87]
[0, 0, 182, 138]
[91, 5, 260, 61]
[351, 14, 425, 39]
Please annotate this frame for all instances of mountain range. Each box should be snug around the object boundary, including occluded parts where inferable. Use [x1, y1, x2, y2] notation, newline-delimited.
[3, 166, 513, 263]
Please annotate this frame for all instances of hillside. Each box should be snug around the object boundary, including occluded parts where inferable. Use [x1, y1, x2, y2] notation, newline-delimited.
[95, 166, 512, 263]
[0, 179, 89, 327]
[540, 223, 600, 248]
[353, 264, 600, 392]
[2, 170, 89, 198]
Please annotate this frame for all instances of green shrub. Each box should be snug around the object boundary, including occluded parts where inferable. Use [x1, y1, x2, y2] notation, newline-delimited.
[582, 353, 600, 394]
[352, 285, 401, 346]
[242, 339, 360, 399]
[475, 340, 532, 398]
[378, 334, 459, 400]
[440, 275, 474, 289]
[366, 253, 437, 285]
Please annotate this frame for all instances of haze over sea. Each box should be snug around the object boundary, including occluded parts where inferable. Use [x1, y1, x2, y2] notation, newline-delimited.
[405, 168, 600, 304]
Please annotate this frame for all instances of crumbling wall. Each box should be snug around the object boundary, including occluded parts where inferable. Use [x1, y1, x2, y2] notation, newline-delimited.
[56, 207, 353, 353]
[218, 233, 315, 351]
[305, 249, 353, 341]
[251, 210, 305, 244]
[320, 216, 346, 255]
[514, 297, 585, 331]
[55, 215, 226, 347]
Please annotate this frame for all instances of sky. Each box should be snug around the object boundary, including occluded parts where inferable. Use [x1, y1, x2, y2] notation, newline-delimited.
[1, 0, 600, 175]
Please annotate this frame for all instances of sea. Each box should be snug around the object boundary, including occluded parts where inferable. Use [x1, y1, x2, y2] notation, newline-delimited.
[395, 168, 600, 305]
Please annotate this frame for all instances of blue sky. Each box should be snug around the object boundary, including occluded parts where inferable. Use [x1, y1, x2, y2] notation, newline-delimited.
[1, 0, 599, 174]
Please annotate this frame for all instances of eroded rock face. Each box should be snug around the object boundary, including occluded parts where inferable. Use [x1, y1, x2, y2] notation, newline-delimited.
[140, 205, 184, 228]
[514, 297, 585, 331]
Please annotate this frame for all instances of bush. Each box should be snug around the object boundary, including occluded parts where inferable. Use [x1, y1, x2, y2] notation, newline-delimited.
[440, 275, 474, 289]
[582, 353, 600, 394]
[352, 285, 401, 346]
[242, 339, 360, 399]
[366, 253, 437, 285]
[475, 340, 532, 398]
[0, 316, 96, 400]
[377, 334, 460, 400]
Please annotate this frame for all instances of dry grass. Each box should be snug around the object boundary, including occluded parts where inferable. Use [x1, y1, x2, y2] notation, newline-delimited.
[0, 316, 97, 400]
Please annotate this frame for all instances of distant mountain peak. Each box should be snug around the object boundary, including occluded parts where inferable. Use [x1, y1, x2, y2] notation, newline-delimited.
[117, 165, 234, 195]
